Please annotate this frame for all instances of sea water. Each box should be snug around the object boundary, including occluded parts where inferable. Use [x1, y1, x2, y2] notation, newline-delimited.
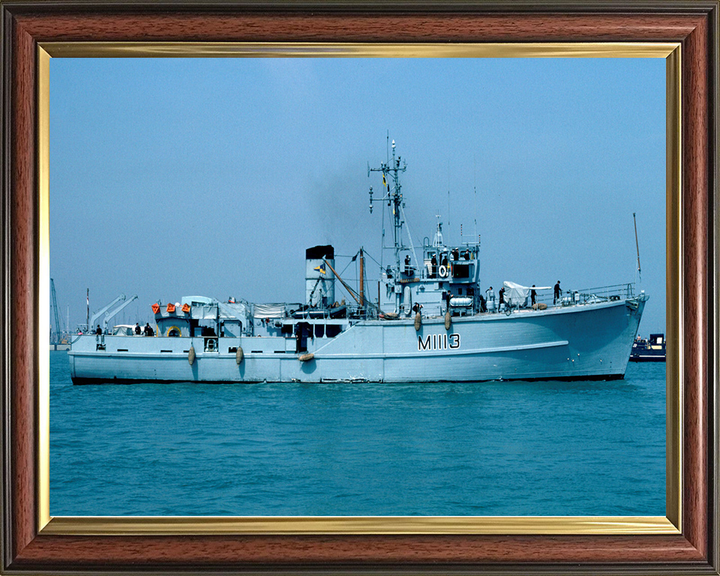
[49, 351, 665, 516]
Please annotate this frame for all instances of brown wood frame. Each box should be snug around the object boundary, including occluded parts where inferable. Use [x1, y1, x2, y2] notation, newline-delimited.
[1, 1, 717, 573]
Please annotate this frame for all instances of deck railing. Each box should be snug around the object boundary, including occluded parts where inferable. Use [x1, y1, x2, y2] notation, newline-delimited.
[531, 283, 637, 309]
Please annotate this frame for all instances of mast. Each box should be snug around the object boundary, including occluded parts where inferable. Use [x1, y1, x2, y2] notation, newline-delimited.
[368, 139, 407, 276]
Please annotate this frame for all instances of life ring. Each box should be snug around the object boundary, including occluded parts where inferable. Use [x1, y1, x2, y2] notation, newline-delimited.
[166, 326, 182, 337]
[438, 265, 448, 278]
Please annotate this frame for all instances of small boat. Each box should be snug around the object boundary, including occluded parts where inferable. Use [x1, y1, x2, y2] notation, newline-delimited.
[630, 333, 666, 362]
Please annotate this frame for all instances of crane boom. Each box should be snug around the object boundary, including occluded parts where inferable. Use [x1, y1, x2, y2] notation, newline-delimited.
[50, 279, 62, 344]
[103, 296, 139, 331]
[89, 294, 126, 331]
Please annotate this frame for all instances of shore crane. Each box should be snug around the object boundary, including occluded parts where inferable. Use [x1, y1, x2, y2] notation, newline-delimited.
[50, 279, 63, 344]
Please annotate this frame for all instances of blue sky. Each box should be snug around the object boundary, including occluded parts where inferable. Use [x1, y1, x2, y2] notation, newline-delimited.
[50, 56, 666, 333]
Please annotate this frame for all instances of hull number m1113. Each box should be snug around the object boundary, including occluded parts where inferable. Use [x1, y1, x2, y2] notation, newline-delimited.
[418, 333, 460, 351]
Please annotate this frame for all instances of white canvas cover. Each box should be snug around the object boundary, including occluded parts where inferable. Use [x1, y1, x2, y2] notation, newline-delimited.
[190, 304, 219, 320]
[503, 281, 552, 307]
[218, 302, 249, 320]
[253, 303, 287, 319]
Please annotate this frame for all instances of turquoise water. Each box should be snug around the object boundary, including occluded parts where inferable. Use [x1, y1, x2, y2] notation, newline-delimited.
[49, 351, 665, 516]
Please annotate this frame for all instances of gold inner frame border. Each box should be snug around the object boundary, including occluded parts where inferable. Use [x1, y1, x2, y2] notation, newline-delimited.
[36, 41, 682, 537]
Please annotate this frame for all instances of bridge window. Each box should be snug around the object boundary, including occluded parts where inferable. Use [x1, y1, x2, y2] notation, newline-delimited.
[453, 263, 472, 279]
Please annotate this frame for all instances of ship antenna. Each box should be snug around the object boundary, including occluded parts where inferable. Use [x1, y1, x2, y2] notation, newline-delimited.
[473, 153, 478, 240]
[633, 212, 642, 282]
[447, 188, 450, 232]
[473, 186, 478, 242]
[447, 158, 451, 234]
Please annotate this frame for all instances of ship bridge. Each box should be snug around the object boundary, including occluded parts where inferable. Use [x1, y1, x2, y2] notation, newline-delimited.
[379, 230, 482, 319]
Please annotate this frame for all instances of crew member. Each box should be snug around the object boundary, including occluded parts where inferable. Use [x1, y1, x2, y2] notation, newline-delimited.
[554, 281, 561, 304]
[479, 294, 487, 313]
[134, 323, 141, 335]
[530, 285, 537, 306]
[485, 286, 495, 312]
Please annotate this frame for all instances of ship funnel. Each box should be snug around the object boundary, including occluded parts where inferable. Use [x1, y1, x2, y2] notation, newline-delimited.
[305, 245, 335, 308]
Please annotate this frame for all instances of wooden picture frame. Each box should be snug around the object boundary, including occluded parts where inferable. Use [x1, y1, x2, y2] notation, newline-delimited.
[1, 2, 717, 573]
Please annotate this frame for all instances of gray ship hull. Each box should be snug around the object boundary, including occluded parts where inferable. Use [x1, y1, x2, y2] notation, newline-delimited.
[69, 297, 645, 384]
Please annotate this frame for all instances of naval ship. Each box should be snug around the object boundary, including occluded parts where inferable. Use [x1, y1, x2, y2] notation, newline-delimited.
[69, 141, 647, 384]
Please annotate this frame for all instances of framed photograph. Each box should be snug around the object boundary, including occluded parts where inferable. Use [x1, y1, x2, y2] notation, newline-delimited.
[1, 2, 717, 574]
